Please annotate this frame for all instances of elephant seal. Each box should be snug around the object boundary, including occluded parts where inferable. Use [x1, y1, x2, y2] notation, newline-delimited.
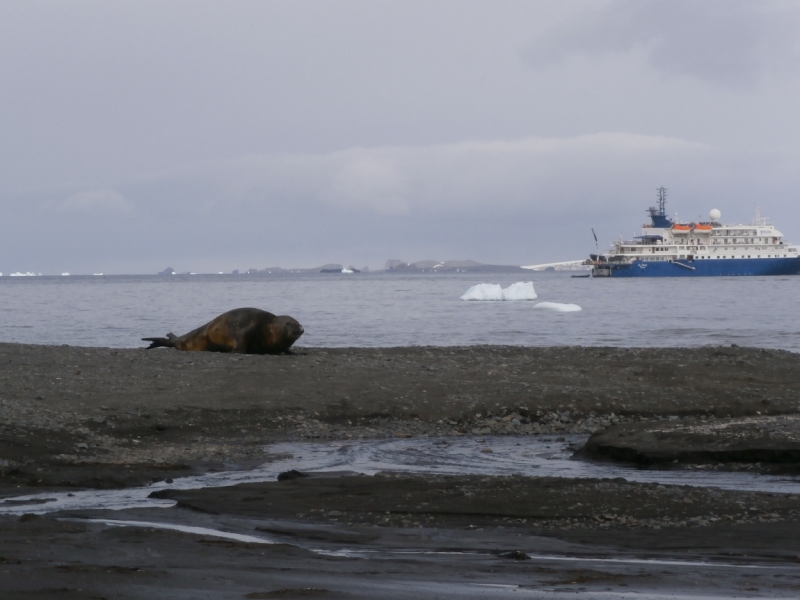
[142, 308, 304, 354]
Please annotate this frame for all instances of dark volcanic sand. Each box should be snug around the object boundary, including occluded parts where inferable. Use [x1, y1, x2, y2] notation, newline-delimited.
[2, 476, 800, 599]
[1, 343, 800, 598]
[151, 473, 800, 533]
[581, 414, 800, 469]
[2, 343, 799, 489]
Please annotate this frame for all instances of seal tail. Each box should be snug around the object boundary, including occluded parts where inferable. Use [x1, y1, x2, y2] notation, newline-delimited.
[141, 333, 178, 349]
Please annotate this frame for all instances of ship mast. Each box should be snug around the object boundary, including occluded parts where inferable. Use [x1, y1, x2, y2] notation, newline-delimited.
[657, 187, 666, 215]
[647, 187, 672, 228]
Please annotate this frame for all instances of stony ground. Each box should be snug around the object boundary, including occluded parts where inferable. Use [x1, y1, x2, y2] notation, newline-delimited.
[582, 413, 800, 469]
[2, 343, 800, 598]
[1, 343, 799, 489]
[153, 472, 800, 533]
[4, 509, 799, 600]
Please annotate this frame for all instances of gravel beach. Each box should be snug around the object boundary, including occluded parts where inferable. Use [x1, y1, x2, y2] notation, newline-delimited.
[1, 342, 799, 598]
[2, 343, 799, 488]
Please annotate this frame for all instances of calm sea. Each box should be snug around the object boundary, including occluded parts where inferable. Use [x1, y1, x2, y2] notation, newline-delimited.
[0, 272, 799, 351]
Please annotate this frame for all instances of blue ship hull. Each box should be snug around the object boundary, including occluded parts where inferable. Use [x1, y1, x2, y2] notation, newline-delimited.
[594, 257, 800, 277]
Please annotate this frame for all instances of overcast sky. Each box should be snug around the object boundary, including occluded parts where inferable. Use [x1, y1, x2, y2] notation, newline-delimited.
[2, 0, 799, 274]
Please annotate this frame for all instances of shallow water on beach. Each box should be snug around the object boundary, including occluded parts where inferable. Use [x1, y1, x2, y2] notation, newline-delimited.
[1, 271, 799, 350]
[3, 436, 800, 515]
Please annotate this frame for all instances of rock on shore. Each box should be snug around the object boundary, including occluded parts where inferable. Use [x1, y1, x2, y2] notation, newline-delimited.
[580, 414, 800, 467]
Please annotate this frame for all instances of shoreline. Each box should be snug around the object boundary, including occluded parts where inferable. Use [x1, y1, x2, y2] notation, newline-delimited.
[2, 342, 799, 598]
[1, 342, 799, 490]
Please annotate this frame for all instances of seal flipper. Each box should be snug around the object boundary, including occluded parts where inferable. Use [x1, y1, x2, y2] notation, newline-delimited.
[141, 332, 179, 349]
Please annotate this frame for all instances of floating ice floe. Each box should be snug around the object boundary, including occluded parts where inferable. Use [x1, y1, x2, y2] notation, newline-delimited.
[501, 281, 537, 300]
[10, 272, 37, 277]
[461, 283, 503, 300]
[533, 302, 582, 312]
[460, 281, 537, 301]
[342, 268, 354, 274]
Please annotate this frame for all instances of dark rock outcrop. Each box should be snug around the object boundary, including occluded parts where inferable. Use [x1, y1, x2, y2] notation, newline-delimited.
[579, 415, 800, 465]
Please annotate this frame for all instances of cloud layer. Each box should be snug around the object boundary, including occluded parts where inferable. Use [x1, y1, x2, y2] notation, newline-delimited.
[58, 189, 133, 214]
[525, 0, 800, 88]
[1, 1, 799, 274]
[5, 132, 799, 274]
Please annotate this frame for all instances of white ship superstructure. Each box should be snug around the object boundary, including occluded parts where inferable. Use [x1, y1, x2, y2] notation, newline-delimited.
[592, 188, 800, 277]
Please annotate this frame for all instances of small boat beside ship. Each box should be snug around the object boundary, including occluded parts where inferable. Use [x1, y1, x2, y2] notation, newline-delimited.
[590, 188, 800, 277]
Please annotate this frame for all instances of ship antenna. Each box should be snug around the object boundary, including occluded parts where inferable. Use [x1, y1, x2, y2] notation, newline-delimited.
[657, 187, 667, 216]
[754, 205, 764, 226]
[647, 187, 672, 228]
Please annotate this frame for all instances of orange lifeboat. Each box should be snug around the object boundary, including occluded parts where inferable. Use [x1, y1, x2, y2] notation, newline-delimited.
[693, 224, 713, 232]
[672, 224, 691, 233]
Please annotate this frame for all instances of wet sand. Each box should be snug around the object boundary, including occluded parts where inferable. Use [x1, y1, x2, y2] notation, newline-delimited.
[2, 342, 799, 489]
[0, 511, 800, 599]
[1, 343, 800, 597]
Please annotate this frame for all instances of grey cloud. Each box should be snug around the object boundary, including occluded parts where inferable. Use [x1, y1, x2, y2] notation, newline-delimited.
[1, 2, 799, 274]
[524, 0, 800, 88]
[201, 133, 708, 219]
[4, 133, 799, 274]
[58, 189, 133, 214]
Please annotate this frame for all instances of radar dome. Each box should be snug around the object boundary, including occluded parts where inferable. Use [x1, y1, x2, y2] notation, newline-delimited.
[709, 208, 721, 221]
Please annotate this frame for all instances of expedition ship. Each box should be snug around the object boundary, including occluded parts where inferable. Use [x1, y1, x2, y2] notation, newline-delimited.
[591, 188, 800, 277]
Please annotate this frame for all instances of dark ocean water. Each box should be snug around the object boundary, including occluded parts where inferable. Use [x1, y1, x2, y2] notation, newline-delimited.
[0, 272, 799, 350]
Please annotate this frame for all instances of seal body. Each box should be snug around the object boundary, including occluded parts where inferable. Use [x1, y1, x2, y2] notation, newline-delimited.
[142, 308, 304, 354]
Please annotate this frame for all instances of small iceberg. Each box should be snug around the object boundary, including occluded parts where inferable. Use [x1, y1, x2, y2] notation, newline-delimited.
[61, 272, 70, 276]
[342, 268, 354, 274]
[533, 302, 582, 312]
[502, 281, 537, 301]
[461, 283, 503, 300]
[461, 281, 537, 301]
[10, 272, 36, 277]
